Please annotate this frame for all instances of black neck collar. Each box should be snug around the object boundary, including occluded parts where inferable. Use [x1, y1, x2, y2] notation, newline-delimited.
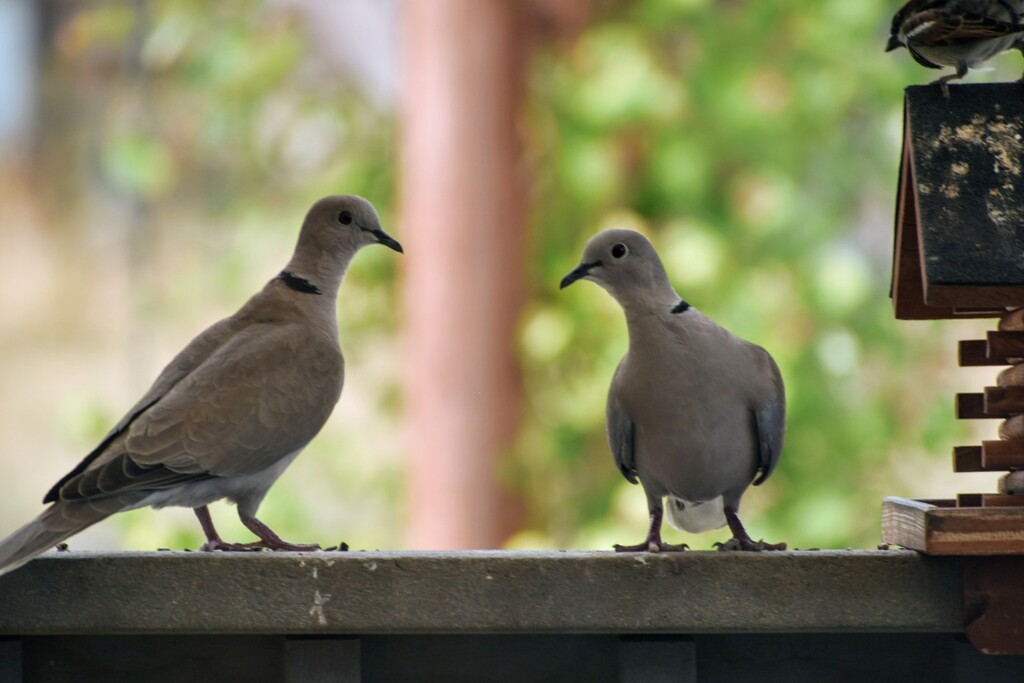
[278, 271, 321, 295]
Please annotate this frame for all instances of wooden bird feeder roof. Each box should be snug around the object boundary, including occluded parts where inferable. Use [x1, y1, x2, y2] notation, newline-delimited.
[892, 83, 1024, 320]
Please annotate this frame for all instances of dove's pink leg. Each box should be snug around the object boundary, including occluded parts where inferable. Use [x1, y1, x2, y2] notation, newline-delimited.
[614, 504, 689, 553]
[715, 506, 787, 552]
[194, 506, 264, 552]
[238, 513, 321, 551]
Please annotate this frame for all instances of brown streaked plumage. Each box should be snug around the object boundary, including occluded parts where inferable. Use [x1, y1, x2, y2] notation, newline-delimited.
[886, 0, 1024, 95]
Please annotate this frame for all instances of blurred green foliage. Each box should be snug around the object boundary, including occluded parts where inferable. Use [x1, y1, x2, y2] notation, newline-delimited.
[29, 0, 1009, 551]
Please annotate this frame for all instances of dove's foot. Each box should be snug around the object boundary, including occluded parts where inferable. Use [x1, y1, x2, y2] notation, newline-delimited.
[714, 537, 787, 552]
[719, 505, 786, 552]
[200, 537, 320, 552]
[192, 505, 321, 553]
[240, 513, 321, 552]
[614, 540, 689, 553]
[200, 538, 266, 552]
[614, 504, 689, 552]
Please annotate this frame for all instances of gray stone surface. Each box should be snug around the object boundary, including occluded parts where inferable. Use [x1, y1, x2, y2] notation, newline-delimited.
[0, 550, 961, 635]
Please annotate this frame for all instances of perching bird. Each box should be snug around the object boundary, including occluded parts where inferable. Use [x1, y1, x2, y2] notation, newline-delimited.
[886, 0, 1024, 95]
[561, 229, 786, 552]
[0, 195, 402, 577]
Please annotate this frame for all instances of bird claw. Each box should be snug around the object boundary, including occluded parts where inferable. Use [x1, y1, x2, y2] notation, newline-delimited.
[266, 541, 321, 552]
[613, 540, 689, 553]
[322, 542, 350, 552]
[200, 539, 267, 552]
[715, 537, 787, 552]
[200, 539, 321, 552]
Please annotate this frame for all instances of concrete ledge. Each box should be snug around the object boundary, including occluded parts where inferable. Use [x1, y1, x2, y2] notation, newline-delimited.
[0, 550, 961, 636]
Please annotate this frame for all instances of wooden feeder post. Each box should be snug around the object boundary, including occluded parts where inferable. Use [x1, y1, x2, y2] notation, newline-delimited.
[882, 83, 1024, 654]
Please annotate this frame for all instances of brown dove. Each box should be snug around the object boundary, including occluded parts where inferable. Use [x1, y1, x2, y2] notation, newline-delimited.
[0, 195, 402, 576]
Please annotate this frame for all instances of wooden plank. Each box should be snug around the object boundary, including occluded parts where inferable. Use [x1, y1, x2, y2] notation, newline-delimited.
[956, 393, 998, 419]
[984, 385, 1024, 414]
[982, 439, 1024, 469]
[958, 493, 984, 508]
[954, 446, 986, 472]
[891, 140, 930, 321]
[928, 285, 1024, 309]
[988, 332, 1024, 362]
[954, 444, 1024, 471]
[882, 497, 1024, 555]
[959, 340, 1003, 367]
[882, 497, 933, 552]
[982, 494, 1024, 508]
[919, 499, 957, 508]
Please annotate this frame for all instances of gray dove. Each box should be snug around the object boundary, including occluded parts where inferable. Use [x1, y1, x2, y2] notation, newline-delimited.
[560, 229, 786, 552]
[0, 195, 402, 576]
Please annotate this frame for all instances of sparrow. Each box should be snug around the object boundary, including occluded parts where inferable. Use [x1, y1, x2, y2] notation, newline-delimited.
[886, 0, 1024, 95]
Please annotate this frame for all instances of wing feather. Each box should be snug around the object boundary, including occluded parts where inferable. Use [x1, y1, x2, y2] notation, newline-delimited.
[607, 366, 639, 485]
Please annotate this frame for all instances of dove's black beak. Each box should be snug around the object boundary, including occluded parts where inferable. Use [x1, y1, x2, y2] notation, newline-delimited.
[885, 35, 902, 52]
[372, 229, 404, 253]
[560, 260, 601, 289]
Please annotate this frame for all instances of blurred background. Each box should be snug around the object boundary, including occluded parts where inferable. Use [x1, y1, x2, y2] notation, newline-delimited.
[0, 0, 1013, 552]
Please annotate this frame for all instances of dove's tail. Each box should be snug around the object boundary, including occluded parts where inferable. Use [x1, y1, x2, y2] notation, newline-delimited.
[665, 495, 726, 533]
[0, 501, 116, 577]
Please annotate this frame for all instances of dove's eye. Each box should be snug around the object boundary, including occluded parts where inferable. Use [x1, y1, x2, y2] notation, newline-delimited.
[338, 211, 353, 225]
[611, 243, 628, 259]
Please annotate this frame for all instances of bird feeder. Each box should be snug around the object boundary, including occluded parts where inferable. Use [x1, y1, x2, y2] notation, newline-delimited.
[882, 82, 1024, 654]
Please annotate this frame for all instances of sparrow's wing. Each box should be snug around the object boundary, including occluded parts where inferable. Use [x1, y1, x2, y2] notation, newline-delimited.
[905, 10, 1024, 46]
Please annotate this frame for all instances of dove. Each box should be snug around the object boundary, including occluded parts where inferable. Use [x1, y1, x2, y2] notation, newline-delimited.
[0, 195, 402, 576]
[886, 0, 1024, 95]
[560, 229, 786, 552]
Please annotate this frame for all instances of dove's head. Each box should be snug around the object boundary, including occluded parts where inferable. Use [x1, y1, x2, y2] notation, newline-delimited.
[560, 229, 676, 308]
[302, 195, 403, 256]
[285, 195, 402, 297]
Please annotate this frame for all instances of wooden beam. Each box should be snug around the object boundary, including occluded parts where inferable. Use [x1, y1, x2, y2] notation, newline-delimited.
[988, 331, 1024, 362]
[882, 496, 1024, 555]
[958, 493, 984, 508]
[982, 440, 1024, 470]
[983, 389, 1024, 417]
[400, 0, 529, 549]
[955, 446, 986, 472]
[959, 340, 999, 366]
[984, 386, 1024, 416]
[956, 393, 993, 419]
[982, 494, 1024, 508]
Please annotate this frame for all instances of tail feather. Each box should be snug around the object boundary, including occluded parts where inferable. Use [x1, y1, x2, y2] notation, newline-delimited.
[665, 495, 726, 533]
[0, 501, 118, 577]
